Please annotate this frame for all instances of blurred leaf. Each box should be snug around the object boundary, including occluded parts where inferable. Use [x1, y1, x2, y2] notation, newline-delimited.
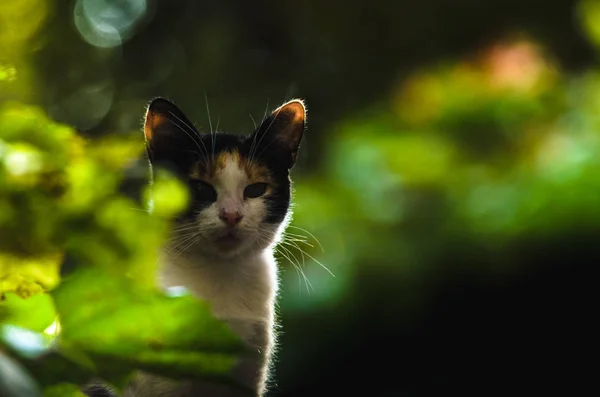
[0, 292, 56, 332]
[44, 383, 86, 397]
[0, 350, 42, 397]
[579, 0, 600, 48]
[0, 103, 83, 258]
[51, 268, 247, 388]
[22, 350, 97, 391]
[144, 169, 189, 218]
[0, 63, 17, 82]
[0, 252, 62, 298]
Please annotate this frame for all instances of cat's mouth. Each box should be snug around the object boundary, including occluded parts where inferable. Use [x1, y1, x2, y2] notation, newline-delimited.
[215, 231, 241, 248]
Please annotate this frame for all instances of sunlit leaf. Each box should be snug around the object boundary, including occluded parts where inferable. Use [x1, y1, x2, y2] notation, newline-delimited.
[51, 268, 247, 387]
[0, 252, 62, 299]
[0, 292, 56, 332]
[144, 169, 189, 218]
[579, 0, 600, 48]
[0, 63, 17, 82]
[44, 383, 87, 397]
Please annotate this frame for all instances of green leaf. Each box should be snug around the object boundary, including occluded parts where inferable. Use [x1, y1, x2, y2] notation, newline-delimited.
[144, 169, 189, 217]
[0, 63, 17, 82]
[0, 253, 63, 299]
[0, 292, 56, 332]
[22, 350, 97, 391]
[51, 268, 248, 388]
[44, 383, 87, 397]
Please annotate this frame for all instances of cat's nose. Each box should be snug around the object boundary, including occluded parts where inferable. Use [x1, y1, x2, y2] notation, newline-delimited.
[219, 209, 243, 226]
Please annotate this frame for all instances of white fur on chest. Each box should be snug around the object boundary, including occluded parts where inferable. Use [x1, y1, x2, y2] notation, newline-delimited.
[126, 251, 279, 397]
[157, 250, 278, 322]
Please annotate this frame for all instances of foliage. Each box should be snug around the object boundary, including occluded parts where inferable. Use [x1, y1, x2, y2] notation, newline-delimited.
[283, 37, 600, 306]
[0, 101, 247, 395]
[2, 0, 600, 395]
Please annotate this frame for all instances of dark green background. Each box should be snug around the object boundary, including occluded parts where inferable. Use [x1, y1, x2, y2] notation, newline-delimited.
[2, 0, 598, 395]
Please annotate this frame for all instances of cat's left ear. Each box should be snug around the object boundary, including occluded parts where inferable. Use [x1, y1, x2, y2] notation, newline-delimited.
[250, 99, 306, 169]
[143, 97, 199, 167]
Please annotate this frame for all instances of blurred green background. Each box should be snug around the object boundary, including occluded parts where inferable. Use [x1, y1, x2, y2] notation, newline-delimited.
[1, 0, 598, 395]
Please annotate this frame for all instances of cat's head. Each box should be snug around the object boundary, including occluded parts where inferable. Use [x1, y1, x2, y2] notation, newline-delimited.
[143, 97, 305, 259]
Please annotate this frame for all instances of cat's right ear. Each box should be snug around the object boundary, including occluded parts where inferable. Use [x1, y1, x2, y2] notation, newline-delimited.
[143, 98, 199, 165]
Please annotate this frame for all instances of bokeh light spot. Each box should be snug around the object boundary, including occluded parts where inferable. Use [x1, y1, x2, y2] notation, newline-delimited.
[74, 0, 147, 48]
[3, 147, 42, 177]
[0, 325, 51, 359]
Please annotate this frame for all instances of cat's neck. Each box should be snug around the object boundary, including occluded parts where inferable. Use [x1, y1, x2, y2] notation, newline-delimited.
[157, 247, 279, 321]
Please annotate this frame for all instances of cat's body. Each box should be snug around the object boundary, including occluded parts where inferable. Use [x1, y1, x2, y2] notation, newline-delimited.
[83, 98, 306, 397]
[125, 249, 279, 397]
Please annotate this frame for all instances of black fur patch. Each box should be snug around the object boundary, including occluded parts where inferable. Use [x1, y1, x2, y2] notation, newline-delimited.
[81, 382, 117, 397]
[143, 98, 305, 225]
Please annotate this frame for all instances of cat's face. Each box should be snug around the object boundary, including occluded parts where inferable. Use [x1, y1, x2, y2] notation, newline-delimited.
[143, 98, 305, 258]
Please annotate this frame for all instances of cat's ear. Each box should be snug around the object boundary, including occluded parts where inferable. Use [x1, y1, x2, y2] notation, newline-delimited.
[250, 99, 306, 169]
[143, 98, 199, 165]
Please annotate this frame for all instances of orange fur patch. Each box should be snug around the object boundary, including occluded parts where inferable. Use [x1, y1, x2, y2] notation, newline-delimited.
[216, 150, 238, 172]
[189, 150, 273, 186]
[242, 159, 271, 182]
[276, 100, 306, 124]
[144, 110, 166, 141]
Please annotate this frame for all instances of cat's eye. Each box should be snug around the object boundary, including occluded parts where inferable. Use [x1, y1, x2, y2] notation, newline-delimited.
[244, 183, 268, 199]
[195, 181, 217, 202]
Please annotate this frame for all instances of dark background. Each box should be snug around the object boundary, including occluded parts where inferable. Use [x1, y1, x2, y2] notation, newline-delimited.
[2, 0, 598, 395]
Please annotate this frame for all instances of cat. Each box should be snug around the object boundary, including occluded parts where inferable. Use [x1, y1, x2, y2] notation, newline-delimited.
[83, 97, 306, 397]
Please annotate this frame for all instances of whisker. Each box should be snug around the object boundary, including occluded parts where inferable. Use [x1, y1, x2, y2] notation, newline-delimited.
[291, 248, 314, 294]
[279, 239, 335, 278]
[168, 231, 200, 244]
[252, 94, 297, 165]
[275, 245, 302, 291]
[168, 230, 197, 240]
[249, 99, 280, 167]
[248, 127, 260, 168]
[204, 92, 214, 136]
[170, 229, 200, 237]
[170, 224, 201, 233]
[287, 225, 325, 253]
[252, 126, 291, 165]
[204, 92, 216, 165]
[277, 244, 313, 293]
[128, 207, 151, 213]
[174, 234, 203, 257]
[254, 228, 316, 293]
[167, 232, 199, 253]
[282, 232, 314, 248]
[250, 110, 280, 166]
[262, 98, 270, 121]
[165, 113, 209, 169]
[248, 97, 270, 168]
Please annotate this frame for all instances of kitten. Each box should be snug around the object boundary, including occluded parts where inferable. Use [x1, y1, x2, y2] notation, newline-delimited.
[84, 97, 306, 397]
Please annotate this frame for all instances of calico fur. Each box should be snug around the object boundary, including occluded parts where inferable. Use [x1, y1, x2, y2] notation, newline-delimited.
[83, 97, 306, 397]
